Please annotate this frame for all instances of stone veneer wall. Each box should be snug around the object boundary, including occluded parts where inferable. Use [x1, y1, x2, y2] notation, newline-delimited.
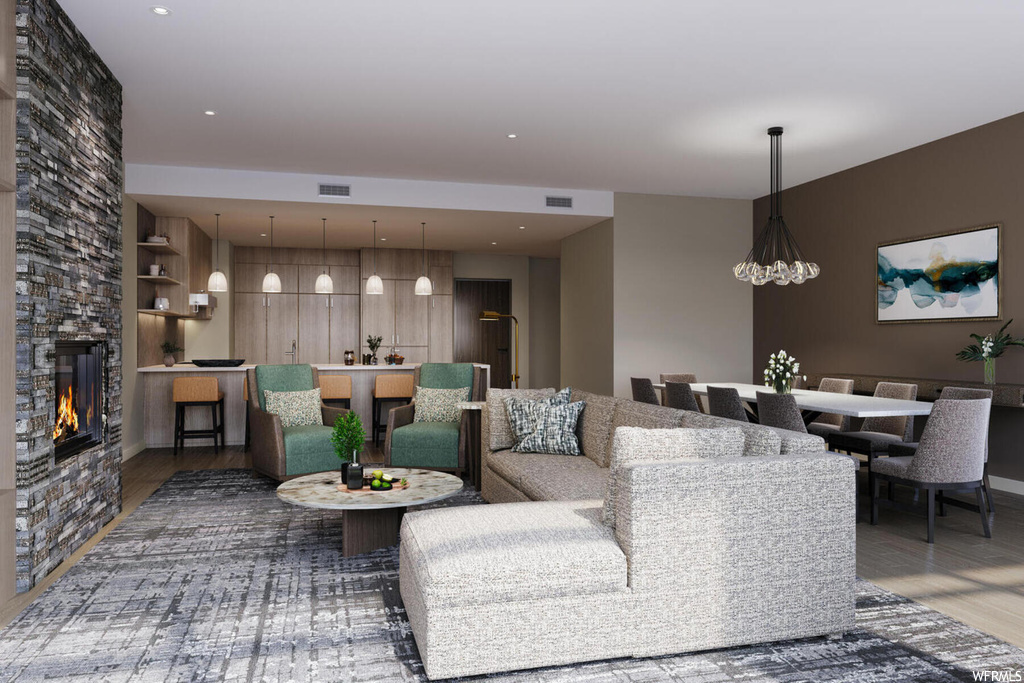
[14, 0, 123, 591]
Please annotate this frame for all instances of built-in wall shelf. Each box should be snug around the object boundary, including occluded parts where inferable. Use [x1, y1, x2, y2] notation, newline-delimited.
[137, 308, 183, 318]
[136, 241, 181, 256]
[137, 275, 182, 286]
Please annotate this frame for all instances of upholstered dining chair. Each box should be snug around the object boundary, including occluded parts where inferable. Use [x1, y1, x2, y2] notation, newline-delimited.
[660, 373, 698, 409]
[384, 363, 485, 474]
[827, 381, 918, 494]
[707, 386, 749, 423]
[247, 364, 348, 481]
[755, 392, 807, 433]
[871, 397, 992, 543]
[888, 386, 995, 512]
[631, 377, 660, 405]
[806, 377, 855, 439]
[664, 382, 701, 412]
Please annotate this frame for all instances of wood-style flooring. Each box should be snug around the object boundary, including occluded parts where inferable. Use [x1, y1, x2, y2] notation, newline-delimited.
[2, 446, 1023, 650]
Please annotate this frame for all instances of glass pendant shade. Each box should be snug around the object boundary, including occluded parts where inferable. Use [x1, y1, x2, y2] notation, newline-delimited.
[314, 272, 334, 294]
[366, 274, 384, 295]
[207, 269, 228, 292]
[734, 127, 819, 286]
[414, 275, 432, 296]
[262, 271, 282, 293]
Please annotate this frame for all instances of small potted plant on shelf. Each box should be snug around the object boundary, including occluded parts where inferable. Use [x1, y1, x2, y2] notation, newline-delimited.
[331, 411, 365, 489]
[764, 349, 800, 394]
[956, 319, 1024, 385]
[160, 341, 182, 367]
[366, 335, 383, 365]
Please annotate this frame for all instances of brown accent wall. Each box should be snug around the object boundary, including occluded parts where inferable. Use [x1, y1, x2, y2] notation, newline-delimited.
[752, 112, 1024, 483]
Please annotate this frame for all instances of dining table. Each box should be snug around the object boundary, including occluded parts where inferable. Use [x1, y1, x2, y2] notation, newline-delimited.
[652, 381, 934, 425]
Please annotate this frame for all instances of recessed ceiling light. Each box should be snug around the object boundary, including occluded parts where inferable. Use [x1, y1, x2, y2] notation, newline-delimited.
[150, 6, 172, 15]
[492, 242, 498, 245]
[260, 233, 267, 237]
[380, 238, 387, 241]
[506, 133, 517, 139]
[518, 226, 525, 230]
[204, 110, 216, 116]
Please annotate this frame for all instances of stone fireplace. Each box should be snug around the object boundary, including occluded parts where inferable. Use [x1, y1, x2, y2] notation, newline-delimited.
[14, 0, 123, 591]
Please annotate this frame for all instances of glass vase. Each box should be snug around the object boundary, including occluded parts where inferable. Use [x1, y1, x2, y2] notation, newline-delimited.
[773, 378, 792, 394]
[984, 357, 996, 385]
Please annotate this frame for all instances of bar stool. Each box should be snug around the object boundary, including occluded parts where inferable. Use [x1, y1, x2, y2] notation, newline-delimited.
[242, 375, 250, 451]
[372, 374, 414, 447]
[173, 376, 225, 454]
[320, 374, 352, 410]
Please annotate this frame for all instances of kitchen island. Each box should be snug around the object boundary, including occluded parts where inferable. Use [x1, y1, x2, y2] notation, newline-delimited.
[138, 363, 490, 449]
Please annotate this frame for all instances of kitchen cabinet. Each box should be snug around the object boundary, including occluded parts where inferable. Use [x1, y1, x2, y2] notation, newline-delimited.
[428, 295, 454, 362]
[396, 284, 429, 346]
[267, 293, 299, 364]
[234, 293, 268, 364]
[298, 294, 330, 363]
[329, 295, 360, 362]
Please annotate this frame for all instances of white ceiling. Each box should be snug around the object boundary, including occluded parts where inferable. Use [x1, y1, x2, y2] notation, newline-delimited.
[132, 194, 603, 258]
[61, 1, 1024, 199]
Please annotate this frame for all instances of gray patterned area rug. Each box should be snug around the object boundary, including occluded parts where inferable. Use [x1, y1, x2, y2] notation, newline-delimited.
[0, 470, 1021, 682]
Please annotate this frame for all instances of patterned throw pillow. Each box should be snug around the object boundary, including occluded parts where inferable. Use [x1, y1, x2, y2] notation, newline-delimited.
[504, 386, 572, 446]
[603, 426, 745, 528]
[264, 388, 323, 428]
[512, 400, 586, 455]
[414, 386, 471, 423]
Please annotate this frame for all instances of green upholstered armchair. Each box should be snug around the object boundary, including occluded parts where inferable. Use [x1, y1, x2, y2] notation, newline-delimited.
[384, 363, 485, 474]
[247, 364, 348, 481]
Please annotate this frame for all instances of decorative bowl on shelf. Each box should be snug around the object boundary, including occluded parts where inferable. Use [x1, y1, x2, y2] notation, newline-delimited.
[191, 359, 246, 367]
[146, 235, 169, 244]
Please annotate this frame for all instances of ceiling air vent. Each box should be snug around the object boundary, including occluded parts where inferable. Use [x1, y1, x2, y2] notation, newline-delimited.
[318, 183, 351, 198]
[545, 195, 573, 209]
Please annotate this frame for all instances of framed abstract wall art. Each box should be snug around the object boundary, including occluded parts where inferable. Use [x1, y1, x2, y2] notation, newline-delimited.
[877, 224, 1001, 324]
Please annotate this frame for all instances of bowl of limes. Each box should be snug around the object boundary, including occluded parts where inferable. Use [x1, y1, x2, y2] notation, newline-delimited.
[364, 469, 410, 491]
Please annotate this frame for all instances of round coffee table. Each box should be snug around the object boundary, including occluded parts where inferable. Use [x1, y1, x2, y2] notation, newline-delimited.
[276, 467, 463, 557]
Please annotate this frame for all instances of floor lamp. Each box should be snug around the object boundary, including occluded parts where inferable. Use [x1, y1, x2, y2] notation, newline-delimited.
[479, 310, 519, 388]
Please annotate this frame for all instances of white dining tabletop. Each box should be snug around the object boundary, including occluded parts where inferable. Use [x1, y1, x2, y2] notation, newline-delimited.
[652, 382, 933, 418]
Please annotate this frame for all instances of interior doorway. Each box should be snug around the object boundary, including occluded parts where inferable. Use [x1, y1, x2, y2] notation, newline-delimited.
[454, 279, 512, 389]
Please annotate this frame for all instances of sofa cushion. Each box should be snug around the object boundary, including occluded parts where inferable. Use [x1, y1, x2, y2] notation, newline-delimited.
[265, 387, 323, 427]
[764, 425, 825, 454]
[488, 450, 598, 489]
[281, 424, 339, 476]
[571, 389, 617, 468]
[254, 364, 315, 411]
[519, 463, 609, 501]
[678, 411, 782, 457]
[486, 388, 556, 452]
[504, 386, 571, 446]
[418, 362, 476, 390]
[391, 421, 460, 469]
[603, 426, 745, 527]
[413, 386, 471, 423]
[513, 400, 586, 456]
[401, 500, 627, 608]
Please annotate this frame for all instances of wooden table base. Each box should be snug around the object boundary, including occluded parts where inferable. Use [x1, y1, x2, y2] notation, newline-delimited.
[341, 506, 405, 557]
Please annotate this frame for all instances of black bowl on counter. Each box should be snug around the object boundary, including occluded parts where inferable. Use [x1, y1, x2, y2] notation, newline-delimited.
[190, 359, 246, 368]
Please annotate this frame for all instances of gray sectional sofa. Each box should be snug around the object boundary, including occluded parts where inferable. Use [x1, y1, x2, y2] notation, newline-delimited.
[400, 387, 857, 680]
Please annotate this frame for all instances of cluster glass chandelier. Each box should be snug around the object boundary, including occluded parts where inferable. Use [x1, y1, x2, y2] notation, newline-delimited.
[734, 126, 819, 286]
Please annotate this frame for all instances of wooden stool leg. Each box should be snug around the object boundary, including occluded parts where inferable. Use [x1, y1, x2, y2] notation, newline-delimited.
[210, 403, 219, 454]
[219, 399, 226, 449]
[373, 398, 380, 447]
[174, 404, 181, 456]
[244, 400, 250, 451]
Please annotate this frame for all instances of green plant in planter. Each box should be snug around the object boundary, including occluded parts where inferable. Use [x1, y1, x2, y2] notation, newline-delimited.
[956, 319, 1024, 385]
[331, 411, 365, 464]
[366, 335, 383, 357]
[160, 341, 183, 355]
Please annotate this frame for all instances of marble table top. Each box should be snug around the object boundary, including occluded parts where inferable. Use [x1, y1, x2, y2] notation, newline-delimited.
[652, 382, 934, 418]
[276, 467, 463, 511]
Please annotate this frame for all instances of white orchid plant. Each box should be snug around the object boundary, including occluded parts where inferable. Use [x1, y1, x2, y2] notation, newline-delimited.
[764, 349, 800, 394]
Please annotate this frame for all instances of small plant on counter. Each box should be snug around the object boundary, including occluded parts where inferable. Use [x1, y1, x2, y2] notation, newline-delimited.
[331, 411, 365, 464]
[366, 335, 383, 362]
[764, 349, 799, 394]
[956, 319, 1024, 385]
[160, 341, 183, 367]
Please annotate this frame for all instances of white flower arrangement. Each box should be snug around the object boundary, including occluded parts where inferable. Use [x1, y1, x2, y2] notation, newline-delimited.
[764, 349, 800, 394]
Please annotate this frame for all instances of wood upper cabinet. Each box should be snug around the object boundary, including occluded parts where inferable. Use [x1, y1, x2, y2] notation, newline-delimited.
[428, 295, 454, 362]
[396, 283, 429, 346]
[361, 278, 396, 346]
[429, 266, 453, 295]
[329, 295, 360, 362]
[331, 266, 360, 295]
[266, 293, 299, 364]
[234, 263, 268, 293]
[297, 294, 330, 363]
[234, 292, 267, 364]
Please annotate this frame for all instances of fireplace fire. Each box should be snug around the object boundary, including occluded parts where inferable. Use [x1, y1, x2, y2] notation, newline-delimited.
[53, 341, 104, 461]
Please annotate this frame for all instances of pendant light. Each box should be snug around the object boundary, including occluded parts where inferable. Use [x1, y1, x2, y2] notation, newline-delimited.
[414, 221, 432, 296]
[734, 127, 819, 286]
[207, 213, 228, 292]
[262, 215, 282, 293]
[314, 217, 334, 294]
[365, 220, 384, 295]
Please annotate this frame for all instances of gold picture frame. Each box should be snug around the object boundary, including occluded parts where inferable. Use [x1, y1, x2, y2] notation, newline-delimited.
[876, 223, 1002, 324]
